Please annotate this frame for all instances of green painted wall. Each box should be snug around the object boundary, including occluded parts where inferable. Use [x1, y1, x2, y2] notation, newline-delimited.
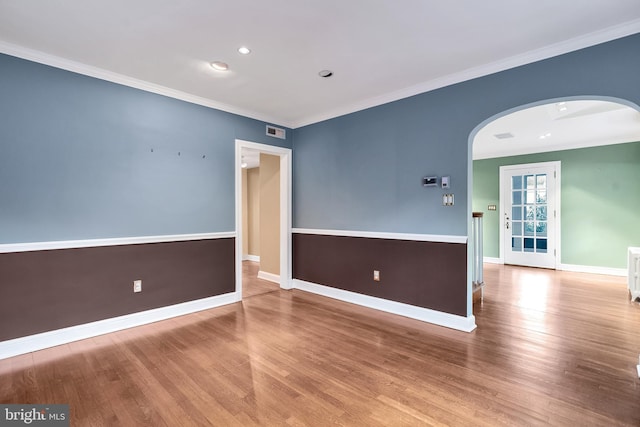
[472, 141, 640, 269]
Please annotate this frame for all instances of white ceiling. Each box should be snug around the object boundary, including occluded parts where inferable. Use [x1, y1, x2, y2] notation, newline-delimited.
[0, 1, 640, 128]
[473, 100, 640, 159]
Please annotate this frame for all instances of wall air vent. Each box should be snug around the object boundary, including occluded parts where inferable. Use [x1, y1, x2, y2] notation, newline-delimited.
[266, 125, 286, 139]
[494, 132, 514, 140]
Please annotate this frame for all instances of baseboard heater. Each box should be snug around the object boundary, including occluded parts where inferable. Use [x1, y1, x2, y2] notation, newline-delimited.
[629, 247, 640, 301]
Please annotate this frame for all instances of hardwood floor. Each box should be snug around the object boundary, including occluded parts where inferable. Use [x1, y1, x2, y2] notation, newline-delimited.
[1, 264, 639, 426]
[243, 261, 280, 299]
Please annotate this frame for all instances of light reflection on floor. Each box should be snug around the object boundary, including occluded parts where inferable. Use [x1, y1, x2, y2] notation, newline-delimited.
[516, 270, 550, 313]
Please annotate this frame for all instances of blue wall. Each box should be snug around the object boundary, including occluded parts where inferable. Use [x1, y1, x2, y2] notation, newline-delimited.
[0, 54, 291, 243]
[3, 34, 640, 244]
[293, 34, 640, 236]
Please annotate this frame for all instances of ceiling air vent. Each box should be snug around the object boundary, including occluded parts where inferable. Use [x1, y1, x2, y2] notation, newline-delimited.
[266, 125, 286, 139]
[494, 132, 514, 140]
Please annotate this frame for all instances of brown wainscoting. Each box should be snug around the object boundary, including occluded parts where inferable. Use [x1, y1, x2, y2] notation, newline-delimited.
[0, 238, 235, 341]
[293, 233, 467, 316]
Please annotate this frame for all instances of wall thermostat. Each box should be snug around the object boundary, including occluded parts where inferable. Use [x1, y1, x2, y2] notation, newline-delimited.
[441, 176, 450, 188]
[422, 176, 438, 187]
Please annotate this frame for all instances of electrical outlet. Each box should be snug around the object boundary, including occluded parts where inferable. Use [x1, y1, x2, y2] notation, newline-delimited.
[373, 270, 380, 282]
[133, 280, 142, 293]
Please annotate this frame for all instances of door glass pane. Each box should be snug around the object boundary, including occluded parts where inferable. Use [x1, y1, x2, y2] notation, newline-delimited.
[524, 238, 535, 252]
[512, 191, 522, 205]
[512, 206, 522, 220]
[536, 239, 547, 253]
[507, 170, 553, 262]
[525, 190, 535, 204]
[536, 206, 547, 221]
[524, 221, 535, 236]
[525, 206, 535, 220]
[536, 222, 547, 237]
[512, 237, 522, 251]
[512, 176, 522, 190]
[512, 221, 522, 236]
[536, 190, 547, 203]
[525, 175, 535, 189]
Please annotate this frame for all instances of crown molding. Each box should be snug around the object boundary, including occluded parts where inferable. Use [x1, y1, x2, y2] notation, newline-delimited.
[473, 137, 640, 160]
[291, 19, 640, 128]
[0, 41, 293, 129]
[2, 18, 639, 130]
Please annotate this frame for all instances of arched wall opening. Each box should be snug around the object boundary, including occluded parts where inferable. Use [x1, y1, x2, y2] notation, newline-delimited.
[466, 95, 640, 314]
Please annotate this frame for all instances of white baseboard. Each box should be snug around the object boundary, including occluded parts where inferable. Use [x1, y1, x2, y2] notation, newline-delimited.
[559, 264, 626, 277]
[257, 270, 280, 284]
[293, 279, 476, 333]
[243, 254, 260, 262]
[0, 292, 240, 360]
[483, 257, 502, 264]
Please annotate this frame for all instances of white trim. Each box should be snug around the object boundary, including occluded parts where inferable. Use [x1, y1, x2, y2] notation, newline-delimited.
[291, 19, 640, 128]
[257, 271, 280, 284]
[243, 254, 260, 262]
[235, 140, 293, 298]
[0, 232, 235, 254]
[0, 292, 239, 360]
[474, 132, 640, 160]
[293, 279, 476, 333]
[4, 20, 639, 130]
[478, 257, 626, 276]
[559, 264, 627, 277]
[0, 41, 291, 128]
[629, 247, 640, 301]
[292, 228, 467, 244]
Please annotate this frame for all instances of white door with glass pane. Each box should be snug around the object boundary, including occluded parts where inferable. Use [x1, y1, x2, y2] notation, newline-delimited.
[500, 162, 559, 269]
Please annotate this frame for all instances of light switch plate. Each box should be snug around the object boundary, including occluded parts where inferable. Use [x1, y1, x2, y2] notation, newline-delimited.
[442, 193, 454, 206]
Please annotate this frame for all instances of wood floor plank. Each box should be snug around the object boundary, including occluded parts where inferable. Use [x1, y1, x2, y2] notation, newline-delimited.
[1, 264, 639, 425]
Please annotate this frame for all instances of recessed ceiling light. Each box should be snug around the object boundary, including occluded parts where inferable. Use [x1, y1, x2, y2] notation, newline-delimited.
[238, 46, 251, 55]
[241, 162, 248, 168]
[539, 132, 552, 140]
[210, 61, 229, 71]
[557, 102, 567, 112]
[318, 70, 333, 78]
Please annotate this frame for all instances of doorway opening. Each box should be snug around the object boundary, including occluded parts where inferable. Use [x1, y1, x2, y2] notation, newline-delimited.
[235, 139, 292, 301]
[467, 96, 640, 315]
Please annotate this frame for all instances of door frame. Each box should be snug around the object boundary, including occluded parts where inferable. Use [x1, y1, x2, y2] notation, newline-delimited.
[235, 139, 292, 300]
[499, 161, 561, 268]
